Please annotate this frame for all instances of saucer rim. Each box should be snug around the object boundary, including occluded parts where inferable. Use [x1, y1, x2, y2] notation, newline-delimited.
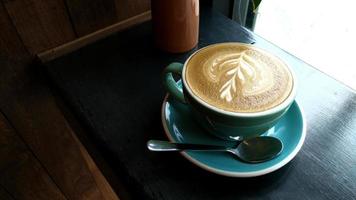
[161, 95, 306, 178]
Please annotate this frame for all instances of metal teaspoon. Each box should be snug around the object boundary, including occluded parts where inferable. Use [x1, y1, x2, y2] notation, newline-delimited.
[147, 136, 283, 163]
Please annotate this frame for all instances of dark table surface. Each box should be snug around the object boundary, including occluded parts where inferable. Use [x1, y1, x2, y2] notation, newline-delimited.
[45, 8, 356, 200]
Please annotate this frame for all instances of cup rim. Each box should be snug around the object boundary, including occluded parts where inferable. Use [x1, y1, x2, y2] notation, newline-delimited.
[182, 42, 297, 118]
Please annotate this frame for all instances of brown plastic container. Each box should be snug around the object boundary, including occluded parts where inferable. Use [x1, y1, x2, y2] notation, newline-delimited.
[151, 0, 199, 53]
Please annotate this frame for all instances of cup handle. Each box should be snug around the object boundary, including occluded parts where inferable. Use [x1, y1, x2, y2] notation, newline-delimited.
[163, 62, 186, 103]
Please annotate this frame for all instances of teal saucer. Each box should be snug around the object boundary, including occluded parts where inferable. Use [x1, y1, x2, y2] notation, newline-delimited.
[161, 95, 306, 177]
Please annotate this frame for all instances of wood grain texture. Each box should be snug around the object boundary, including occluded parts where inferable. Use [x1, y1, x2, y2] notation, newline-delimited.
[75, 137, 120, 200]
[64, 0, 117, 36]
[68, 113, 120, 200]
[0, 2, 114, 199]
[0, 1, 30, 61]
[0, 60, 106, 200]
[0, 186, 15, 200]
[2, 0, 75, 54]
[0, 112, 67, 200]
[1, 0, 151, 199]
[52, 88, 132, 200]
[44, 9, 356, 200]
[115, 0, 150, 20]
[38, 11, 151, 62]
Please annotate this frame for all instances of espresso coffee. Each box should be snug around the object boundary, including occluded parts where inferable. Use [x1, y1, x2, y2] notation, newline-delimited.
[185, 43, 293, 113]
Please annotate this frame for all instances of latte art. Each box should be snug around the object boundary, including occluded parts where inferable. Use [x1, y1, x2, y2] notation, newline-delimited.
[202, 50, 274, 102]
[185, 43, 293, 113]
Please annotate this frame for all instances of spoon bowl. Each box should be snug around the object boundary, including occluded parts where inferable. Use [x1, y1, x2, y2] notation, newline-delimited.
[147, 136, 283, 163]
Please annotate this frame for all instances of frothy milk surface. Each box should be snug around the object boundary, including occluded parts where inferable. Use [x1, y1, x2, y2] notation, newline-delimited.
[185, 43, 293, 113]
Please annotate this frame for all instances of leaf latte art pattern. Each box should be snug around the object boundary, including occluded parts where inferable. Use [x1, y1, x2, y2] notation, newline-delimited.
[185, 43, 293, 112]
[203, 50, 274, 102]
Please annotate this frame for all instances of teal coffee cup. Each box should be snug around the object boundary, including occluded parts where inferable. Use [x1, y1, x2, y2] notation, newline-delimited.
[163, 43, 296, 141]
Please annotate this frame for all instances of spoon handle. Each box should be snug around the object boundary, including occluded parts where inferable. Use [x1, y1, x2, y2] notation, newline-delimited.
[147, 140, 230, 151]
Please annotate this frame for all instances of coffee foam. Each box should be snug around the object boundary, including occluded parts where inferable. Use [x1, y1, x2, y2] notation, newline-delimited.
[185, 43, 293, 113]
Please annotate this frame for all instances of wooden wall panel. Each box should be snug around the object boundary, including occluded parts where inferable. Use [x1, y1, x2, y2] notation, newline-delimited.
[0, 2, 117, 199]
[38, 11, 151, 62]
[0, 58, 106, 200]
[65, 0, 150, 37]
[0, 0, 151, 199]
[0, 187, 15, 200]
[64, 0, 118, 36]
[115, 0, 150, 20]
[2, 0, 76, 54]
[0, 1, 30, 62]
[0, 112, 67, 200]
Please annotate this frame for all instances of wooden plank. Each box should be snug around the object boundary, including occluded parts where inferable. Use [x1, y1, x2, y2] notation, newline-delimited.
[64, 0, 117, 36]
[0, 60, 107, 200]
[0, 0, 29, 61]
[73, 126, 120, 200]
[0, 2, 113, 199]
[53, 91, 129, 200]
[38, 11, 151, 62]
[115, 0, 150, 20]
[2, 0, 76, 54]
[0, 111, 67, 200]
[53, 89, 120, 200]
[0, 186, 15, 200]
